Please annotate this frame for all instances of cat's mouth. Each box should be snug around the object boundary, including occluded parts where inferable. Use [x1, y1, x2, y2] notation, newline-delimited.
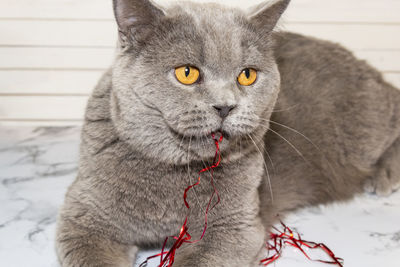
[165, 122, 235, 158]
[168, 125, 230, 143]
[168, 126, 236, 161]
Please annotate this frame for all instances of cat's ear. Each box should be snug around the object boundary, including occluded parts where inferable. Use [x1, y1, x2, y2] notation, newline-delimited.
[248, 0, 290, 33]
[113, 0, 165, 46]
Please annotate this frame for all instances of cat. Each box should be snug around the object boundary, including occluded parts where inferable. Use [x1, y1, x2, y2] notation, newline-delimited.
[55, 0, 400, 266]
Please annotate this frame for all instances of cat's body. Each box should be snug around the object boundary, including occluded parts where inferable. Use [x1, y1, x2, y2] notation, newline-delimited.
[56, 1, 400, 266]
[265, 32, 400, 211]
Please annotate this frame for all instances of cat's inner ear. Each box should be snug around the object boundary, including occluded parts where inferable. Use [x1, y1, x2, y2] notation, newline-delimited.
[113, 0, 165, 45]
[248, 0, 290, 33]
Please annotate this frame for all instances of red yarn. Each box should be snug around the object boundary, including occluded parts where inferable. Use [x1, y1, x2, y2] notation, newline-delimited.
[141, 134, 343, 267]
[260, 221, 344, 266]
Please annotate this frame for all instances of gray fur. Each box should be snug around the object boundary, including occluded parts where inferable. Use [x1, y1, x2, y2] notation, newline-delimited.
[56, 0, 400, 266]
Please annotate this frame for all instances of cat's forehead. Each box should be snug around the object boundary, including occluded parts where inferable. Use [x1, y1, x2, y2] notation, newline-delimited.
[162, 3, 259, 71]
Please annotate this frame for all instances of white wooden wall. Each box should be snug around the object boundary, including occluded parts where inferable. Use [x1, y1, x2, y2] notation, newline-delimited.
[0, 0, 399, 126]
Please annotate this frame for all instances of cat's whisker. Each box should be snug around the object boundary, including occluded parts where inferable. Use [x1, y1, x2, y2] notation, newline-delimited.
[257, 118, 337, 177]
[233, 136, 242, 165]
[178, 134, 186, 148]
[201, 135, 221, 205]
[250, 133, 276, 176]
[239, 137, 242, 166]
[178, 134, 187, 162]
[267, 128, 311, 166]
[247, 134, 274, 202]
[271, 103, 301, 113]
[187, 136, 203, 213]
[258, 118, 321, 152]
[186, 135, 192, 183]
[200, 137, 214, 179]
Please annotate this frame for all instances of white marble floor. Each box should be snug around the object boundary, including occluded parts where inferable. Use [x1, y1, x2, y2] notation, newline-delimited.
[1, 126, 399, 267]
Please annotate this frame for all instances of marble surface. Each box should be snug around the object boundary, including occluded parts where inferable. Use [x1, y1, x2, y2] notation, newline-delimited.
[1, 126, 399, 267]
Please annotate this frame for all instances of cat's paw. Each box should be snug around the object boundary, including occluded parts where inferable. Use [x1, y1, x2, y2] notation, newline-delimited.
[364, 167, 400, 196]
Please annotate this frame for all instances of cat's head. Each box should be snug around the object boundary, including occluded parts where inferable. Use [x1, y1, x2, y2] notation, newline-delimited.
[110, 0, 290, 164]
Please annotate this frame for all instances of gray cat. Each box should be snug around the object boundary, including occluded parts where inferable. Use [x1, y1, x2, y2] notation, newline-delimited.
[55, 0, 400, 266]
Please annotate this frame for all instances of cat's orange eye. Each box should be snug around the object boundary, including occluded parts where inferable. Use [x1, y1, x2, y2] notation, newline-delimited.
[238, 68, 257, 86]
[175, 66, 200, 85]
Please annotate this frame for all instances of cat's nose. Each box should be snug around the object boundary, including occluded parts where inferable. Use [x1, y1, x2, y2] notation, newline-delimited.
[213, 105, 236, 119]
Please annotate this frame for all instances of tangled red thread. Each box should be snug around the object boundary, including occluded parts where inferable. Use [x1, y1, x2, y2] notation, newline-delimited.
[141, 134, 343, 267]
[261, 221, 344, 266]
[140, 133, 223, 267]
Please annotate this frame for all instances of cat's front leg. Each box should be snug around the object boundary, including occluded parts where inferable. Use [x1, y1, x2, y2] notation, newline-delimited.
[172, 215, 266, 267]
[56, 198, 138, 267]
[56, 215, 137, 267]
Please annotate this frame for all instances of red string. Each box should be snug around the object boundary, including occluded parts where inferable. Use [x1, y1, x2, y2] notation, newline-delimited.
[140, 133, 223, 267]
[140, 134, 343, 267]
[260, 221, 344, 266]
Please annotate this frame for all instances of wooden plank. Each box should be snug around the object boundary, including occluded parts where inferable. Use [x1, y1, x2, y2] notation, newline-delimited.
[0, 20, 117, 47]
[283, 23, 400, 50]
[2, 19, 400, 50]
[0, 0, 399, 23]
[0, 47, 398, 72]
[0, 0, 113, 20]
[0, 70, 103, 95]
[0, 96, 88, 120]
[0, 47, 114, 69]
[0, 120, 83, 127]
[283, 0, 400, 23]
